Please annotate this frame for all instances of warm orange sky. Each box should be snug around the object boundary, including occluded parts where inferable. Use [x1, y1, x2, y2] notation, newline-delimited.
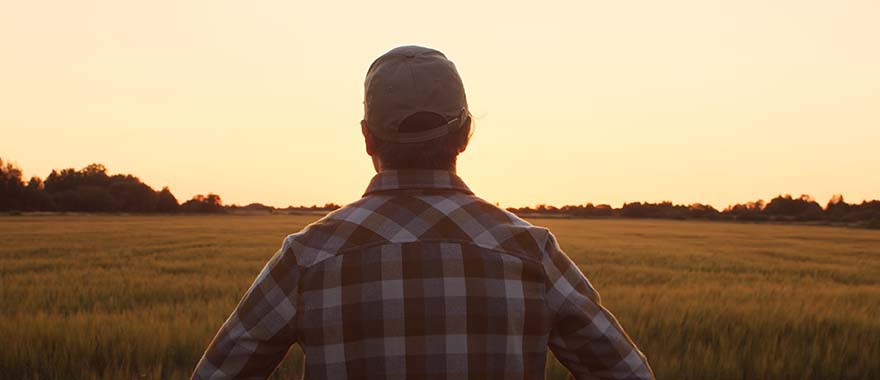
[2, 1, 878, 209]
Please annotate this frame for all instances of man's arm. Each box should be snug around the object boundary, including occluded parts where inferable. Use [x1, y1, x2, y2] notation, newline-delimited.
[192, 239, 301, 380]
[541, 231, 654, 380]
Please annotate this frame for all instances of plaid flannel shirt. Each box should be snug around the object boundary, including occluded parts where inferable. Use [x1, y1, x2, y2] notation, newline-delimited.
[193, 170, 653, 380]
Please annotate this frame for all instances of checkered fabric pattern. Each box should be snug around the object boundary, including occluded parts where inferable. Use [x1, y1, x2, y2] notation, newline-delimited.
[192, 170, 653, 380]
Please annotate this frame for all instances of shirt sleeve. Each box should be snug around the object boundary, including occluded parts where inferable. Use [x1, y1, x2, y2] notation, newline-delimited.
[192, 238, 301, 380]
[541, 230, 654, 380]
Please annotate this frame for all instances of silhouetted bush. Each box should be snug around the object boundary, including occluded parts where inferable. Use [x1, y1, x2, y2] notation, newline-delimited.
[181, 194, 224, 214]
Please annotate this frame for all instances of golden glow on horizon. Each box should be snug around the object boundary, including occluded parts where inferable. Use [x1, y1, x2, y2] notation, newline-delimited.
[2, 0, 879, 208]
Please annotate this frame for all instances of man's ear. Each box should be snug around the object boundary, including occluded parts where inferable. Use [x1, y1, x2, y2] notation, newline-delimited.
[361, 120, 374, 156]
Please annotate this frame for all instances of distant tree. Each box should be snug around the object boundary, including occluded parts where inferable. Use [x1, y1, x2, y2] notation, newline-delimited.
[825, 194, 850, 221]
[37, 163, 176, 213]
[535, 204, 559, 214]
[42, 164, 112, 212]
[563, 203, 614, 218]
[44, 163, 111, 195]
[181, 193, 224, 213]
[722, 200, 767, 221]
[828, 194, 845, 206]
[108, 175, 157, 212]
[155, 187, 180, 213]
[78, 186, 119, 212]
[620, 201, 690, 219]
[688, 203, 720, 219]
[763, 194, 824, 221]
[505, 206, 536, 215]
[51, 190, 81, 211]
[273, 203, 341, 212]
[23, 177, 55, 211]
[619, 202, 644, 218]
[0, 158, 25, 211]
[26, 176, 42, 190]
[206, 194, 221, 207]
[44, 169, 75, 193]
[843, 200, 880, 223]
[591, 204, 614, 217]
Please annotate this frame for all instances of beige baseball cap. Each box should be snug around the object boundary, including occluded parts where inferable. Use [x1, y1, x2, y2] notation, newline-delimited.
[363, 45, 469, 143]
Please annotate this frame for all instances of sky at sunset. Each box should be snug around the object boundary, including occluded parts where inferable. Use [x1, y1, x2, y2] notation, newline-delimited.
[2, 1, 878, 209]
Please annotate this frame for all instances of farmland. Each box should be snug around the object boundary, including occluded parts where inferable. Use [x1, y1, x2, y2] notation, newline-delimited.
[1, 215, 878, 379]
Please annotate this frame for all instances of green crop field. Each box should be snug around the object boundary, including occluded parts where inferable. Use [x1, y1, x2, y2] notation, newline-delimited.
[0, 215, 878, 380]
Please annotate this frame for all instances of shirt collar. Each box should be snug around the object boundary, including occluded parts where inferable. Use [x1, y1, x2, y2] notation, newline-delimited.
[363, 169, 473, 196]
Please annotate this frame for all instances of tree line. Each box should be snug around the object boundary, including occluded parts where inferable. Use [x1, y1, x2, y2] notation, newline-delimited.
[0, 158, 344, 214]
[506, 194, 880, 228]
[0, 158, 224, 213]
[2, 158, 877, 227]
